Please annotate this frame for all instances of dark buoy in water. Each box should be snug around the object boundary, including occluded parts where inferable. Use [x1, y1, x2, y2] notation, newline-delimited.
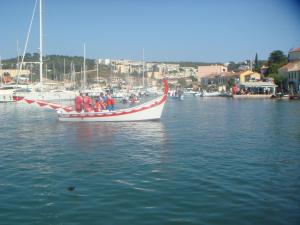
[68, 186, 75, 191]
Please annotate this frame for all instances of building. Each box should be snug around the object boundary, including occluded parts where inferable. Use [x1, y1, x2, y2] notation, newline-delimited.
[0, 69, 30, 77]
[97, 58, 111, 65]
[279, 47, 300, 93]
[288, 48, 300, 62]
[200, 71, 236, 91]
[197, 65, 227, 79]
[235, 70, 261, 83]
[200, 70, 262, 92]
[116, 64, 131, 74]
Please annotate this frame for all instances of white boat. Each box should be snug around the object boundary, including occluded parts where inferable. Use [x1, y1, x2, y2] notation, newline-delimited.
[184, 88, 198, 95]
[146, 86, 163, 95]
[0, 86, 16, 102]
[13, 87, 78, 101]
[0, 84, 30, 102]
[15, 80, 169, 122]
[201, 91, 221, 97]
[170, 89, 184, 100]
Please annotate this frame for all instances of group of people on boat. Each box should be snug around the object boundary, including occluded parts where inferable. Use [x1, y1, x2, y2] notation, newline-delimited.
[122, 93, 140, 104]
[75, 92, 116, 113]
[235, 87, 272, 95]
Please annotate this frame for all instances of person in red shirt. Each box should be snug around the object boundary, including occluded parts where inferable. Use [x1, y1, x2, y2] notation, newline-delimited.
[106, 95, 112, 111]
[99, 93, 106, 110]
[232, 85, 238, 95]
[106, 94, 115, 111]
[94, 99, 101, 112]
[75, 94, 83, 113]
[83, 93, 92, 112]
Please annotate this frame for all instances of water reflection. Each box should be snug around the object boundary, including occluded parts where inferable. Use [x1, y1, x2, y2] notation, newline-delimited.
[73, 123, 117, 143]
[66, 121, 168, 149]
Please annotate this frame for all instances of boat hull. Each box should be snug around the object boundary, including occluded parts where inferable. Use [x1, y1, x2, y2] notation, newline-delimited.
[13, 90, 78, 101]
[0, 93, 14, 102]
[58, 94, 167, 122]
[233, 94, 273, 99]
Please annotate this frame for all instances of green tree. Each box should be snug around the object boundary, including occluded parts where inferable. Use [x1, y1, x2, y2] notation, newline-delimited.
[268, 50, 287, 64]
[267, 50, 287, 76]
[189, 75, 198, 82]
[254, 53, 259, 72]
[177, 78, 187, 87]
[227, 78, 235, 88]
[266, 50, 287, 86]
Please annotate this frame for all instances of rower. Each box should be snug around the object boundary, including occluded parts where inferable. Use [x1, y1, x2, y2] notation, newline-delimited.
[75, 93, 84, 112]
[83, 93, 92, 112]
[94, 99, 101, 112]
[106, 94, 115, 111]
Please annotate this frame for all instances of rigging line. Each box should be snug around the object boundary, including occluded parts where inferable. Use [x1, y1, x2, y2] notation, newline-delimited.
[17, 0, 38, 85]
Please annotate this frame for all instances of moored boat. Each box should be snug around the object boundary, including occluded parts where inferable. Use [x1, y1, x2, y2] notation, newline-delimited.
[0, 84, 30, 102]
[201, 91, 221, 97]
[13, 87, 78, 101]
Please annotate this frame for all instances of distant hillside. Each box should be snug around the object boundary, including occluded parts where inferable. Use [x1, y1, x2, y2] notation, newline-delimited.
[1, 53, 110, 81]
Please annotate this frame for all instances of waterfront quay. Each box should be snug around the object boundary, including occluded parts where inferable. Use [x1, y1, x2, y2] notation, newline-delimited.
[2, 48, 300, 100]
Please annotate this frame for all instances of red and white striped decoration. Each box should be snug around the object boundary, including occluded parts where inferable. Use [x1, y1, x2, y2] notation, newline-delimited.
[13, 96, 74, 112]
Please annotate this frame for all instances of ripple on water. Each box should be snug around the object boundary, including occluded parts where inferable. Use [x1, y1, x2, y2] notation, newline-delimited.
[0, 98, 300, 224]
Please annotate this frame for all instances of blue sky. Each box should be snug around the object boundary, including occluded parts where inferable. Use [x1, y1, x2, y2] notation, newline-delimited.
[0, 0, 299, 62]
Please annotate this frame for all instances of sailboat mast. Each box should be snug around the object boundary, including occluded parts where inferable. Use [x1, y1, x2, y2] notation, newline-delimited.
[16, 40, 20, 86]
[17, 40, 20, 69]
[96, 61, 99, 85]
[83, 43, 86, 90]
[142, 48, 145, 87]
[39, 0, 43, 91]
[0, 55, 2, 86]
[63, 58, 65, 80]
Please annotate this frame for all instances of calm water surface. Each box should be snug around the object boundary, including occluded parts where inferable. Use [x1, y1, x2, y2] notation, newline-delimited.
[0, 97, 299, 225]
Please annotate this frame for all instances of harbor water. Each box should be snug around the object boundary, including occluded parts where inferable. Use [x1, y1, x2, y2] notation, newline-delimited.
[0, 97, 299, 225]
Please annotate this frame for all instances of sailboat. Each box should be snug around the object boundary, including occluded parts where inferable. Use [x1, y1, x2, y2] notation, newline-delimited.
[13, 0, 78, 102]
[0, 47, 30, 103]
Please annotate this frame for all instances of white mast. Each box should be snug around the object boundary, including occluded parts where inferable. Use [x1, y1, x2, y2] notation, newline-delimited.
[96, 60, 99, 85]
[142, 48, 145, 87]
[45, 63, 47, 79]
[0, 55, 2, 86]
[39, 0, 43, 91]
[83, 43, 86, 90]
[80, 66, 83, 89]
[63, 58, 65, 80]
[71, 62, 76, 89]
[16, 40, 20, 86]
[30, 63, 33, 82]
[17, 40, 20, 69]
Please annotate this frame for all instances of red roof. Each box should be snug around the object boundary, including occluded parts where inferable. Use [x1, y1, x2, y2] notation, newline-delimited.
[289, 47, 300, 53]
[279, 61, 300, 71]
